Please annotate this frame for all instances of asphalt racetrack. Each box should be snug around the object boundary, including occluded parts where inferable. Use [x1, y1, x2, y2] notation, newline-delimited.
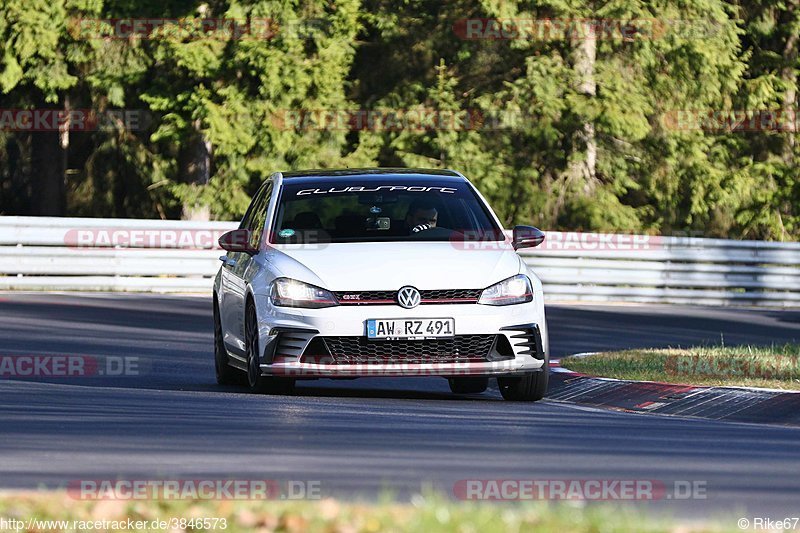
[1, 293, 799, 517]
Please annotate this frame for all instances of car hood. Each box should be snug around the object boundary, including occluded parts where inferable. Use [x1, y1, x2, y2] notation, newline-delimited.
[265, 241, 522, 291]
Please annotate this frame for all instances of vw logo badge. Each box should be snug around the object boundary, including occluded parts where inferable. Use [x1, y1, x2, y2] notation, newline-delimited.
[397, 286, 422, 309]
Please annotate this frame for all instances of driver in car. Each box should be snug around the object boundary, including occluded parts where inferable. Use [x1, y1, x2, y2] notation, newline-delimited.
[405, 201, 438, 233]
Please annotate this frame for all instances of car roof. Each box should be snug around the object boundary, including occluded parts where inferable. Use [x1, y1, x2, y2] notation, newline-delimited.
[278, 168, 466, 185]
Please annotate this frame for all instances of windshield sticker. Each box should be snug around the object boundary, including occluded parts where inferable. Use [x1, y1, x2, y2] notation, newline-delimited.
[278, 229, 296, 237]
[296, 185, 458, 196]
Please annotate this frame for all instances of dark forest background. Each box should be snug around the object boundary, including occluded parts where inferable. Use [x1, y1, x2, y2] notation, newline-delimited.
[0, 0, 798, 239]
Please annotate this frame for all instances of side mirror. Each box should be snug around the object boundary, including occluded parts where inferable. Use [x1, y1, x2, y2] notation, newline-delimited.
[512, 225, 545, 250]
[218, 229, 258, 254]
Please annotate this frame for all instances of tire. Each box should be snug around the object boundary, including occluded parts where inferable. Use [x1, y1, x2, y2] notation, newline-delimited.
[214, 299, 241, 385]
[245, 302, 295, 395]
[448, 377, 489, 394]
[498, 365, 549, 402]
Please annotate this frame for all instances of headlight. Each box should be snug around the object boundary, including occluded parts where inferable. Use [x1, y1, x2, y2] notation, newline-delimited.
[478, 274, 533, 306]
[269, 278, 339, 308]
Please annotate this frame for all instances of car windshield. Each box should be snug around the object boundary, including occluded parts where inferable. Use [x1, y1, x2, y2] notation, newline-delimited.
[270, 178, 504, 243]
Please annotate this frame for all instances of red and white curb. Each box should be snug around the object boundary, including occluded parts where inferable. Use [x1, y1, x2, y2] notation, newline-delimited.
[547, 353, 800, 426]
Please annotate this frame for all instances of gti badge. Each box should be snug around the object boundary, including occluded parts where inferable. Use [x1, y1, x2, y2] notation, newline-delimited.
[397, 286, 422, 309]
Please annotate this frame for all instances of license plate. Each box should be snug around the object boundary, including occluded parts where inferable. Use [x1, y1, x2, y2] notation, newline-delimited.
[366, 318, 455, 340]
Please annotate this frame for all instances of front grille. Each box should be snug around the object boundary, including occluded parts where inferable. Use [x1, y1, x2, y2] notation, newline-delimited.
[421, 289, 482, 301]
[334, 289, 482, 305]
[304, 335, 499, 364]
[334, 290, 396, 303]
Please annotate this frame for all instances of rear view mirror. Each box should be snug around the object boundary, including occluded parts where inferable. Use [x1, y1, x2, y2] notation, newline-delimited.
[512, 226, 545, 250]
[218, 229, 257, 254]
[358, 193, 399, 204]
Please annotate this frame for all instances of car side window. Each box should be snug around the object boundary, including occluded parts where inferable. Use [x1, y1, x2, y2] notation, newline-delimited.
[247, 180, 274, 249]
[238, 195, 258, 231]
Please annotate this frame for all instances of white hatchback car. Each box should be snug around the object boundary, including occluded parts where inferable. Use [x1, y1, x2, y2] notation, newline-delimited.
[213, 168, 549, 400]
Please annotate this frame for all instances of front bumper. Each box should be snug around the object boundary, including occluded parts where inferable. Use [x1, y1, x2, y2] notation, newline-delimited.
[253, 294, 548, 378]
[265, 359, 544, 378]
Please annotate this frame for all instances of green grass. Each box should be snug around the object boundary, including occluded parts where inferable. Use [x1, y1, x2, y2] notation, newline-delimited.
[561, 344, 800, 390]
[0, 491, 737, 532]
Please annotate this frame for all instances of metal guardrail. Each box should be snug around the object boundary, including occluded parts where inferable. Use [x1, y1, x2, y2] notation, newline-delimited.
[0, 217, 236, 292]
[1, 216, 799, 306]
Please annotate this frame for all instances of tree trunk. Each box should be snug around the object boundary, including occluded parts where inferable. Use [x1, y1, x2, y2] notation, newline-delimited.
[179, 120, 212, 221]
[30, 96, 70, 216]
[569, 19, 598, 194]
[30, 130, 65, 216]
[780, 4, 798, 162]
